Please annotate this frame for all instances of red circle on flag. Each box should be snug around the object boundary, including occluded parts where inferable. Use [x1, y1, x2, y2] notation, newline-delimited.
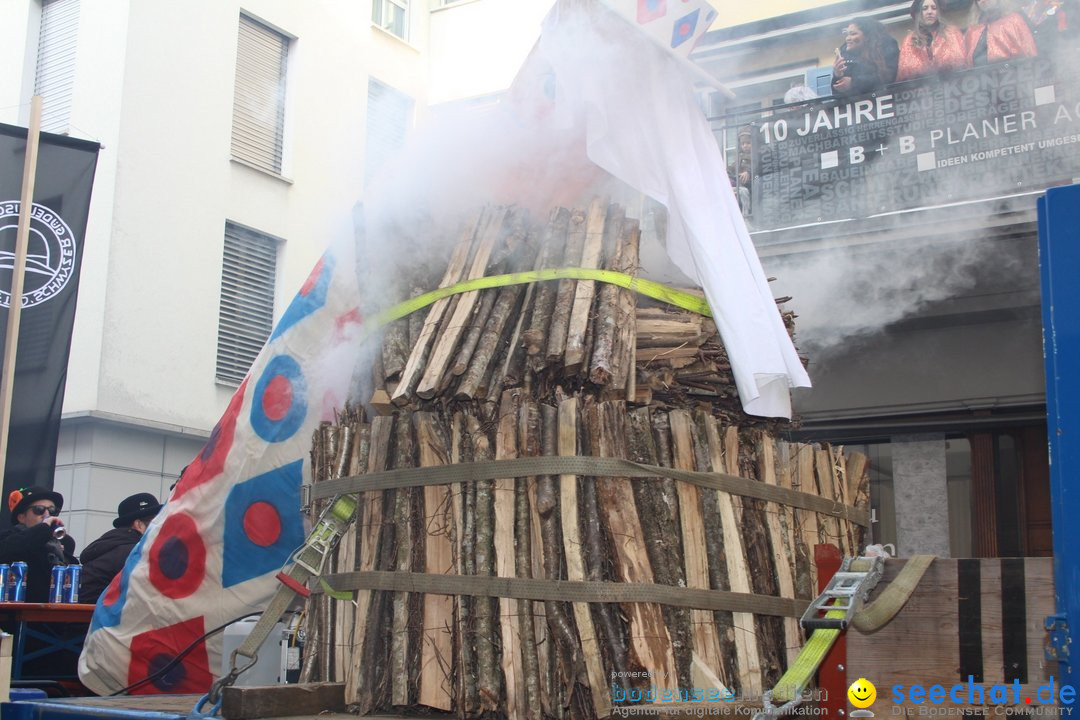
[149, 513, 206, 599]
[103, 574, 122, 605]
[262, 375, 293, 422]
[243, 501, 283, 547]
[679, 21, 691, 35]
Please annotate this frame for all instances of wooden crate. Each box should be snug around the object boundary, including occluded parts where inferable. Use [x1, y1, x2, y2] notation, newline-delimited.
[847, 557, 1058, 713]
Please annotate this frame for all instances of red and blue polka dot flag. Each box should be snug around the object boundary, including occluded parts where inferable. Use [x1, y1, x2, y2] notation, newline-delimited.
[78, 240, 367, 695]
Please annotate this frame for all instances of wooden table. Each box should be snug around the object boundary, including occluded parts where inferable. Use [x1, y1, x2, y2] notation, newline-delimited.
[0, 602, 94, 681]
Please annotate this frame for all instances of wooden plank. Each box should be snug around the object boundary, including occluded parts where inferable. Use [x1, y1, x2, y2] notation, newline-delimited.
[564, 198, 607, 373]
[222, 682, 346, 719]
[814, 447, 844, 553]
[793, 444, 820, 592]
[704, 418, 761, 697]
[415, 413, 455, 710]
[391, 214, 479, 405]
[345, 416, 392, 706]
[668, 410, 723, 676]
[847, 558, 1057, 714]
[558, 396, 612, 718]
[414, 207, 507, 399]
[756, 433, 802, 667]
[495, 390, 525, 720]
[519, 400, 552, 718]
[846, 450, 870, 552]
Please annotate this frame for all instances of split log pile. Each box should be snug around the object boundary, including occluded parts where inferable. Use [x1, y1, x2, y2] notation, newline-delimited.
[302, 200, 871, 719]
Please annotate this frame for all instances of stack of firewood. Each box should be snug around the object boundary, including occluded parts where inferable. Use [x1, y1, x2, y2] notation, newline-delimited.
[299, 200, 866, 719]
[370, 199, 805, 430]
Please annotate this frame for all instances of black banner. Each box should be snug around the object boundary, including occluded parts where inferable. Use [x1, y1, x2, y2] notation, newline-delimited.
[0, 123, 99, 518]
[733, 50, 1080, 229]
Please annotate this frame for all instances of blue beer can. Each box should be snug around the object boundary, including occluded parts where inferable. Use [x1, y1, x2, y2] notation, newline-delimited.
[49, 565, 64, 603]
[10, 561, 27, 602]
[0, 565, 9, 602]
[62, 565, 80, 603]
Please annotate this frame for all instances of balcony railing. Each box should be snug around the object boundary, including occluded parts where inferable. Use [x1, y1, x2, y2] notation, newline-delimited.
[713, 48, 1080, 233]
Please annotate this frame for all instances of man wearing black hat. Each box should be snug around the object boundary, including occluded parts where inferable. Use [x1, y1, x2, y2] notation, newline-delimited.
[0, 486, 78, 603]
[79, 493, 163, 604]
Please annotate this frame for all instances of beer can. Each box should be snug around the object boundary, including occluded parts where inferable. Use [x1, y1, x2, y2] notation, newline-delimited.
[49, 565, 64, 603]
[0, 564, 9, 602]
[10, 561, 27, 602]
[62, 565, 80, 603]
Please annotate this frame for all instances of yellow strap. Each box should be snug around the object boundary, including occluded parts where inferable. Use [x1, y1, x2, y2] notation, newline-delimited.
[771, 609, 844, 703]
[369, 268, 713, 328]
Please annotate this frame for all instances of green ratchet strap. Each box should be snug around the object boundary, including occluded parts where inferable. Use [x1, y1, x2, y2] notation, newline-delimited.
[768, 555, 934, 707]
[369, 268, 713, 328]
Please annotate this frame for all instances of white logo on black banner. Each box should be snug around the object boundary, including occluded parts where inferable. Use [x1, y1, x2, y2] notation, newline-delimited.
[0, 201, 77, 309]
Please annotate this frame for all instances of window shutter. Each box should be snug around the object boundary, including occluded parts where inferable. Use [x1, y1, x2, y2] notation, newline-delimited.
[231, 15, 287, 173]
[806, 67, 834, 98]
[365, 79, 413, 183]
[216, 223, 278, 385]
[34, 0, 80, 134]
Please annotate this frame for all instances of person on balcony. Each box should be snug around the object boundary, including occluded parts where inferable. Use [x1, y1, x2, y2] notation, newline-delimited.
[1021, 0, 1077, 57]
[897, 0, 969, 81]
[0, 486, 78, 603]
[79, 493, 163, 604]
[965, 0, 1037, 65]
[832, 17, 900, 96]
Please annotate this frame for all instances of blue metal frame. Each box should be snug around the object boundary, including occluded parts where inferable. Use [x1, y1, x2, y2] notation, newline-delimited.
[1038, 184, 1080, 701]
[0, 701, 186, 720]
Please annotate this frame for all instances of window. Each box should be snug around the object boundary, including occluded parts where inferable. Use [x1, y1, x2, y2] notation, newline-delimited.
[216, 223, 278, 385]
[231, 14, 288, 174]
[365, 79, 413, 183]
[34, 0, 80, 134]
[373, 0, 409, 40]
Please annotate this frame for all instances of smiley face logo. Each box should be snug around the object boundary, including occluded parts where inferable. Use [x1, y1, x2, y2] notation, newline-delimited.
[848, 678, 877, 708]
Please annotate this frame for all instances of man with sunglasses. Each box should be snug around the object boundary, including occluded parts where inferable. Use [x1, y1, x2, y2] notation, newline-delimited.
[0, 486, 78, 603]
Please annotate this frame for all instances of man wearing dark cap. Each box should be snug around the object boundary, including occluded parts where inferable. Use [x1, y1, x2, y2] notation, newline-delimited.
[0, 486, 78, 603]
[79, 493, 162, 604]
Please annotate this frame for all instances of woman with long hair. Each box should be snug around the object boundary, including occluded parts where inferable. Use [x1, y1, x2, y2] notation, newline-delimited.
[965, 0, 1037, 65]
[832, 17, 900, 96]
[897, 0, 969, 80]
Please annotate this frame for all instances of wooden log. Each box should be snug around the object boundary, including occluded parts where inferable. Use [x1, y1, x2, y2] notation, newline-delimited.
[538, 402, 583, 715]
[667, 410, 725, 683]
[524, 208, 570, 372]
[450, 287, 498, 378]
[847, 450, 871, 551]
[591, 402, 678, 690]
[456, 283, 525, 400]
[627, 407, 692, 690]
[350, 415, 396, 712]
[546, 210, 587, 367]
[792, 444, 821, 592]
[333, 424, 359, 684]
[451, 411, 478, 717]
[702, 417, 761, 697]
[564, 199, 608, 374]
[382, 320, 410, 382]
[391, 415, 417, 706]
[519, 400, 553, 718]
[466, 413, 500, 712]
[608, 220, 639, 396]
[814, 447, 845, 553]
[558, 396, 609, 718]
[755, 432, 802, 667]
[495, 390, 526, 719]
[415, 413, 455, 710]
[587, 206, 625, 386]
[734, 428, 785, 689]
[415, 207, 508, 399]
[392, 215, 479, 405]
[635, 318, 705, 348]
[514, 402, 542, 720]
